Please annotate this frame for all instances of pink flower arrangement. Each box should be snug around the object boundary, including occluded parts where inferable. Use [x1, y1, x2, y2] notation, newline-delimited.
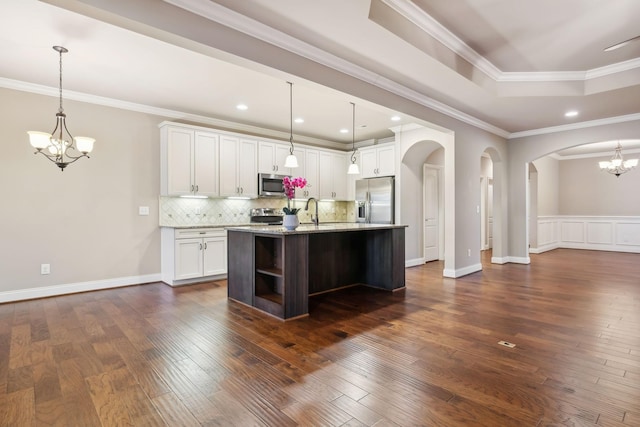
[282, 176, 307, 214]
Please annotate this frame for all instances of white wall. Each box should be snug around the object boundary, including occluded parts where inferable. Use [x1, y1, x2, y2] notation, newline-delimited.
[559, 156, 640, 215]
[532, 156, 560, 216]
[1, 87, 162, 298]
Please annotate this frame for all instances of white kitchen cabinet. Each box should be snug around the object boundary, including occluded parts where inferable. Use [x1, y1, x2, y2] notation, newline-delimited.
[166, 228, 227, 284]
[219, 136, 258, 198]
[360, 144, 395, 178]
[161, 125, 219, 197]
[318, 150, 347, 200]
[300, 148, 319, 199]
[258, 141, 293, 174]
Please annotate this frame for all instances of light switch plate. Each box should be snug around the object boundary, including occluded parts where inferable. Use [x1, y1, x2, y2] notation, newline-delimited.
[139, 206, 150, 216]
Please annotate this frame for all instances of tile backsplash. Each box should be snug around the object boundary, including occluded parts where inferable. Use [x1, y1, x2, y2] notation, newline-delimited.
[159, 197, 356, 227]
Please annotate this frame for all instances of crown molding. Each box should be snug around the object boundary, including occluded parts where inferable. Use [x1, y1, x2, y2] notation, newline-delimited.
[509, 113, 640, 139]
[163, 0, 509, 138]
[585, 57, 640, 79]
[380, 0, 502, 80]
[0, 77, 347, 150]
[551, 148, 640, 160]
[497, 71, 586, 82]
[381, 0, 640, 83]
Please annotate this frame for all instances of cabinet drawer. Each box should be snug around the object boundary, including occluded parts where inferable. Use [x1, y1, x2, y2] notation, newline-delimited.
[175, 228, 226, 239]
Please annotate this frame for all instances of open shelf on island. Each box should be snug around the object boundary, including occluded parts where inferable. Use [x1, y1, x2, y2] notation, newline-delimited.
[253, 235, 285, 317]
[255, 267, 283, 277]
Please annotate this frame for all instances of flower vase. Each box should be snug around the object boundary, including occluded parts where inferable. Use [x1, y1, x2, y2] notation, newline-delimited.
[283, 214, 299, 230]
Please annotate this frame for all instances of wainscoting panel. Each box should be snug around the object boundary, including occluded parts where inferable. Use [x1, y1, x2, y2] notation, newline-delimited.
[531, 216, 640, 254]
[560, 221, 585, 243]
[616, 222, 640, 246]
[586, 221, 614, 245]
[538, 220, 557, 248]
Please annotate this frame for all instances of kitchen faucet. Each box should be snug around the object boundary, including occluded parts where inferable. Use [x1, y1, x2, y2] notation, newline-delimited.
[305, 197, 319, 225]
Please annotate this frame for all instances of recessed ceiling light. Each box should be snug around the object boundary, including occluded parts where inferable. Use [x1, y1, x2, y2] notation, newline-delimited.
[340, 128, 349, 134]
[236, 104, 248, 111]
[294, 117, 304, 124]
[391, 115, 401, 121]
[565, 111, 579, 118]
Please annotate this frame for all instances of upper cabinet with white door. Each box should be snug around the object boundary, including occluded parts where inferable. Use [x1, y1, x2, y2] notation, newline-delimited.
[160, 124, 219, 197]
[258, 141, 293, 175]
[360, 143, 395, 178]
[300, 148, 319, 199]
[219, 135, 258, 198]
[318, 150, 347, 200]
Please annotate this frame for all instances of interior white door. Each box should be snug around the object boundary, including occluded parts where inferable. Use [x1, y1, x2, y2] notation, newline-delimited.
[424, 166, 439, 262]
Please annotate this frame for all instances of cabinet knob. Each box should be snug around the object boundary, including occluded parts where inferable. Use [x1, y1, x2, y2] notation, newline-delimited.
[199, 243, 203, 250]
[204, 242, 208, 250]
[195, 185, 199, 192]
[191, 185, 195, 192]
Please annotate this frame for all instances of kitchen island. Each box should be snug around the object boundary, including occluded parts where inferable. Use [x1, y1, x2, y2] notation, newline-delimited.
[226, 223, 406, 320]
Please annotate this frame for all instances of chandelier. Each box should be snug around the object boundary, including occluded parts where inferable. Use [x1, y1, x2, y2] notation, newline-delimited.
[28, 46, 95, 171]
[598, 142, 638, 177]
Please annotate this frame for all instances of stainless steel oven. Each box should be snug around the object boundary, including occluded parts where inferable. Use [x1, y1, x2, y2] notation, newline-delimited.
[258, 173, 288, 197]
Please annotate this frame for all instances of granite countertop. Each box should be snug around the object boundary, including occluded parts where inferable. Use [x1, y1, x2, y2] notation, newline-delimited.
[226, 223, 407, 235]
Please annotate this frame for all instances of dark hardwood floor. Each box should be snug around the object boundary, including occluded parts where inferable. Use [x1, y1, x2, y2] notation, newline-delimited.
[1, 248, 639, 426]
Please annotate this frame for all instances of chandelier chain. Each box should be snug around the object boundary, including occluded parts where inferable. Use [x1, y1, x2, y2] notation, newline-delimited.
[288, 81, 294, 154]
[58, 47, 64, 114]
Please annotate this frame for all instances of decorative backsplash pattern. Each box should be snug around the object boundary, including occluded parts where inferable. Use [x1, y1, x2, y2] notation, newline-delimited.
[159, 197, 356, 227]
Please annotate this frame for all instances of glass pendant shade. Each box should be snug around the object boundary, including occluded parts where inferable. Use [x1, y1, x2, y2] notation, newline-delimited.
[347, 162, 360, 175]
[28, 131, 52, 149]
[75, 136, 96, 154]
[284, 154, 299, 168]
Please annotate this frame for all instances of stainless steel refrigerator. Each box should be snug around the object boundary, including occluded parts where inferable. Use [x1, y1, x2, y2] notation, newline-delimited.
[355, 177, 395, 224]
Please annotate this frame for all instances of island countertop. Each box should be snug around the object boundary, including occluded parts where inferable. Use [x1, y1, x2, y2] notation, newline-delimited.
[225, 222, 407, 235]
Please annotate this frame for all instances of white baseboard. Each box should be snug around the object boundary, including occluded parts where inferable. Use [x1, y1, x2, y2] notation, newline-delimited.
[490, 256, 508, 264]
[165, 274, 227, 287]
[529, 243, 559, 254]
[0, 273, 162, 304]
[405, 258, 425, 268]
[443, 263, 482, 278]
[507, 256, 531, 264]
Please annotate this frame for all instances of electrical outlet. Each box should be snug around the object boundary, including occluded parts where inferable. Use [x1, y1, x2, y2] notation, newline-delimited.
[41, 264, 50, 275]
[139, 206, 150, 216]
[467, 249, 471, 257]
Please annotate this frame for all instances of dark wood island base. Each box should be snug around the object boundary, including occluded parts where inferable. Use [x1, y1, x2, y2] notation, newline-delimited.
[226, 223, 406, 320]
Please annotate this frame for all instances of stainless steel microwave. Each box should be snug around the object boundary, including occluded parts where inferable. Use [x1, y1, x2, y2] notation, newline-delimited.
[258, 173, 289, 197]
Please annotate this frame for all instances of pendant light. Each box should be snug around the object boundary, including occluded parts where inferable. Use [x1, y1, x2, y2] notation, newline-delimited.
[347, 102, 360, 175]
[284, 81, 299, 168]
[28, 46, 95, 171]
